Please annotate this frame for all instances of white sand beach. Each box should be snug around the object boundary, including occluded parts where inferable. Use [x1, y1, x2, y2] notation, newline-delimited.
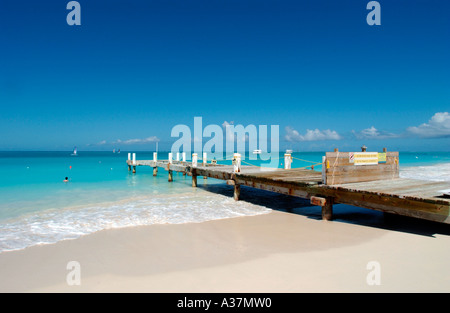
[0, 206, 449, 293]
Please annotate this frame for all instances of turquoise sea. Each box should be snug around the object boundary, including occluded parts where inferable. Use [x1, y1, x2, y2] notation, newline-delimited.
[0, 151, 449, 252]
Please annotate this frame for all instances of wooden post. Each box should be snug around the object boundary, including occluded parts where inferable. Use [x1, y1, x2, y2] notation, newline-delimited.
[284, 153, 292, 169]
[321, 156, 326, 184]
[203, 152, 207, 179]
[182, 152, 186, 176]
[311, 196, 327, 207]
[233, 153, 241, 173]
[176, 152, 180, 162]
[192, 169, 197, 187]
[168, 153, 173, 181]
[153, 152, 157, 162]
[234, 184, 241, 201]
[192, 153, 198, 168]
[131, 153, 136, 173]
[128, 165, 131, 171]
[383, 147, 387, 153]
[322, 196, 333, 221]
[128, 153, 131, 161]
[153, 167, 158, 176]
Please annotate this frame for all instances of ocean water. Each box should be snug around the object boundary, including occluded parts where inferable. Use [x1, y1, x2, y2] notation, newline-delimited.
[0, 151, 449, 252]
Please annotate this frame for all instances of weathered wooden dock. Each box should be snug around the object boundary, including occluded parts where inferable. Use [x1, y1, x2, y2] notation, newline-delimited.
[126, 150, 450, 224]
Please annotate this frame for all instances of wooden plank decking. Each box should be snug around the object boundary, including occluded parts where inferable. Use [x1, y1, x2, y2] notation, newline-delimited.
[126, 158, 450, 224]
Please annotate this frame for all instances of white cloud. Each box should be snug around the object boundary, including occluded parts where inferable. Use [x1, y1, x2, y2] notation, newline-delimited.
[352, 126, 399, 140]
[115, 136, 160, 145]
[407, 112, 450, 138]
[285, 126, 341, 142]
[91, 136, 160, 146]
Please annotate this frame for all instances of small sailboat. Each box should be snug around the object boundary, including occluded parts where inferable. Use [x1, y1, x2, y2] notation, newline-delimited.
[71, 146, 78, 156]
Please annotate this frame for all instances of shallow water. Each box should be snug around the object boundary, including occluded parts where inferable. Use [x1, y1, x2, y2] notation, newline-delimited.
[0, 151, 448, 252]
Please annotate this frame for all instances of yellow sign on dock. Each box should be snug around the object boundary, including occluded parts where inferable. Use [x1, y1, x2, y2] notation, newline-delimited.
[378, 152, 387, 163]
[351, 152, 379, 166]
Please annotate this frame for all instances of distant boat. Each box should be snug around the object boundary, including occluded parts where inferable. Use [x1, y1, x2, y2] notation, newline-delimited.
[253, 149, 262, 154]
[117, 149, 121, 154]
[71, 146, 78, 156]
[113, 149, 116, 154]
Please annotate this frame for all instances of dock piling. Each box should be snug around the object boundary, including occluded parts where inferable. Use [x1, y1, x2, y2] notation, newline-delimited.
[234, 184, 241, 201]
[203, 152, 207, 179]
[153, 152, 158, 176]
[192, 153, 198, 168]
[168, 153, 173, 181]
[321, 197, 334, 221]
[233, 153, 241, 173]
[192, 169, 197, 187]
[284, 153, 292, 169]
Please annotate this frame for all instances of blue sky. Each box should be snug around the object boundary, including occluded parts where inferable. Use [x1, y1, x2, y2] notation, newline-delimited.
[0, 0, 449, 151]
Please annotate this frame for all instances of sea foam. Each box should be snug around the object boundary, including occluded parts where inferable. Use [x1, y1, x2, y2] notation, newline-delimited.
[400, 162, 450, 182]
[0, 190, 271, 253]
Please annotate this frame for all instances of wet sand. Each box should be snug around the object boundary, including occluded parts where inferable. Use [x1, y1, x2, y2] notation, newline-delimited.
[0, 205, 449, 293]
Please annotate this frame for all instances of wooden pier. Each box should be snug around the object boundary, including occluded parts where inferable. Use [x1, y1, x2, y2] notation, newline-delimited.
[126, 150, 450, 224]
